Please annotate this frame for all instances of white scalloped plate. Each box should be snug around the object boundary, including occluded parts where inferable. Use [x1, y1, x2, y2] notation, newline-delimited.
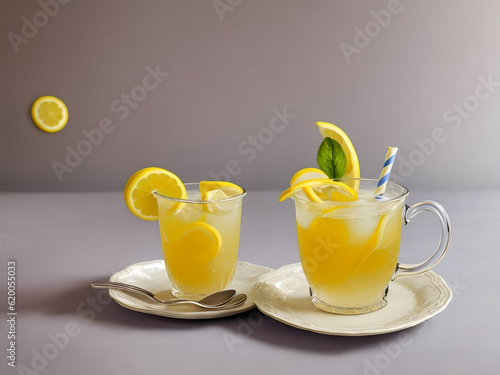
[108, 260, 272, 319]
[252, 263, 452, 336]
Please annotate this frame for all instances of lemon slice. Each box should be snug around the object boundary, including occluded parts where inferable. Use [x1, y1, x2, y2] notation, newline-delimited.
[203, 189, 230, 201]
[31, 96, 69, 133]
[124, 167, 186, 221]
[199, 181, 244, 197]
[199, 181, 244, 213]
[279, 178, 357, 202]
[201, 189, 230, 213]
[178, 222, 222, 263]
[290, 167, 329, 185]
[316, 122, 360, 189]
[290, 168, 329, 203]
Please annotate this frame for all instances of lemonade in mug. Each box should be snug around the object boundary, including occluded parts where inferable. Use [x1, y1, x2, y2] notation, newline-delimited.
[293, 179, 405, 312]
[124, 168, 245, 298]
[280, 123, 451, 314]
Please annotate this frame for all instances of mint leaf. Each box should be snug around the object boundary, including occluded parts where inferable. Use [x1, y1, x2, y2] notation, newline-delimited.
[317, 137, 347, 179]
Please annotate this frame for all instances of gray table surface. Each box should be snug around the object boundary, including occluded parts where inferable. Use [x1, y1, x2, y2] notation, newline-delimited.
[1, 190, 499, 375]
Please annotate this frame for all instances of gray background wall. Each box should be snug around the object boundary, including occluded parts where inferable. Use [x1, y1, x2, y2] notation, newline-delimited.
[1, 0, 499, 192]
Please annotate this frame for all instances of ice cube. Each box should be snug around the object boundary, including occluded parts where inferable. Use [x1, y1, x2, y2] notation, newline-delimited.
[177, 203, 205, 223]
[344, 215, 380, 245]
[204, 206, 241, 234]
[295, 210, 315, 230]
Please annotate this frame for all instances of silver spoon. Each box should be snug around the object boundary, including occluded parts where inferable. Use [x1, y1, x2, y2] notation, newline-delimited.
[91, 282, 236, 308]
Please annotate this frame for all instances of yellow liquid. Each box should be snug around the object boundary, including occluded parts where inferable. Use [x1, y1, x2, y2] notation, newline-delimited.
[157, 198, 242, 297]
[296, 201, 402, 308]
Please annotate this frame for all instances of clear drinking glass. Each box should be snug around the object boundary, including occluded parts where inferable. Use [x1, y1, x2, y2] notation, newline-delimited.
[154, 183, 246, 298]
[292, 178, 451, 314]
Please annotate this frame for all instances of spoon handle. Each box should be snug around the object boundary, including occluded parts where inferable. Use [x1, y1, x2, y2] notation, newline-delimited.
[91, 282, 157, 300]
[91, 282, 198, 304]
[91, 282, 242, 308]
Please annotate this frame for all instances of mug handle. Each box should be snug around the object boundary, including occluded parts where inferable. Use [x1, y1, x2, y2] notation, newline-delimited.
[393, 201, 451, 279]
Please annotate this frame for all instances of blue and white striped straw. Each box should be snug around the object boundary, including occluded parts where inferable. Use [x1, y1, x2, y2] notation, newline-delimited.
[374, 147, 398, 197]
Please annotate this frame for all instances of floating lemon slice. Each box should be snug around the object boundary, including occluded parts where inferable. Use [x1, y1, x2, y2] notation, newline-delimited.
[316, 122, 360, 189]
[199, 181, 244, 197]
[178, 222, 222, 263]
[203, 189, 230, 202]
[124, 167, 186, 221]
[290, 168, 329, 203]
[279, 178, 357, 203]
[31, 96, 69, 133]
[201, 189, 230, 212]
[199, 181, 244, 212]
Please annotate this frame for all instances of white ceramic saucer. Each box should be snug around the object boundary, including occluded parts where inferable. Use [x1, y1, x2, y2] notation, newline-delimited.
[108, 260, 272, 320]
[252, 263, 452, 336]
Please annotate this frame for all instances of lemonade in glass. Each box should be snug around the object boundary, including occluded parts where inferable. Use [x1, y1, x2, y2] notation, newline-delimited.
[124, 168, 245, 299]
[155, 182, 245, 298]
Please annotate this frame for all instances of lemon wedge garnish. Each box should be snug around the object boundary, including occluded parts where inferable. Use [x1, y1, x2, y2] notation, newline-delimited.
[124, 167, 186, 220]
[316, 122, 360, 189]
[178, 222, 222, 263]
[279, 178, 357, 203]
[31, 96, 69, 133]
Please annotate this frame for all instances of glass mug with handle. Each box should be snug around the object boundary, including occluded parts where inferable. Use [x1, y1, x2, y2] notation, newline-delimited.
[292, 178, 451, 314]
